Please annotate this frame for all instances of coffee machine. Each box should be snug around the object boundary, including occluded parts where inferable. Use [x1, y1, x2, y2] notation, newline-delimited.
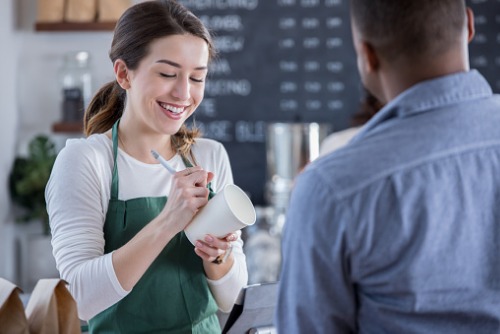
[245, 122, 331, 284]
[265, 122, 331, 215]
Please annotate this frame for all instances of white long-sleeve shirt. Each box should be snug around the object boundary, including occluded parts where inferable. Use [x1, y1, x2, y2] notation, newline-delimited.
[45, 134, 248, 321]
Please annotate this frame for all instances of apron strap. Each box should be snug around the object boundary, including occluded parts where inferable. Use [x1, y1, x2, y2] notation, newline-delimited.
[111, 121, 215, 200]
[110, 119, 120, 200]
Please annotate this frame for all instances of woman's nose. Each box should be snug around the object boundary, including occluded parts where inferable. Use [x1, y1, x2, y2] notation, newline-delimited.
[172, 77, 190, 101]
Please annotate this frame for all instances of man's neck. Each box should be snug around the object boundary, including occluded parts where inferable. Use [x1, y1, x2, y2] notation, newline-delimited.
[380, 48, 470, 102]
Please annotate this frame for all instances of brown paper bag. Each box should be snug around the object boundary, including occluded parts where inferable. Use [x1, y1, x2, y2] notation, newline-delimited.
[65, 0, 97, 22]
[0, 277, 30, 334]
[25, 279, 81, 334]
[36, 0, 65, 23]
[98, 0, 131, 22]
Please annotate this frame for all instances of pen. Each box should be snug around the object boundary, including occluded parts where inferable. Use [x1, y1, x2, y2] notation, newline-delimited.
[151, 149, 177, 174]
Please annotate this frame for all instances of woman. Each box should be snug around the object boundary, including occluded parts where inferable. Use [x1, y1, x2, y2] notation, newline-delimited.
[45, 1, 248, 332]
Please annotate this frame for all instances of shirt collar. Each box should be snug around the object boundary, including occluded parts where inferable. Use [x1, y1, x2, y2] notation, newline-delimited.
[351, 70, 493, 143]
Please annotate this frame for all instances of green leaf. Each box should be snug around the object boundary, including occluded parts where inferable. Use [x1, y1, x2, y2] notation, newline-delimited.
[9, 135, 58, 235]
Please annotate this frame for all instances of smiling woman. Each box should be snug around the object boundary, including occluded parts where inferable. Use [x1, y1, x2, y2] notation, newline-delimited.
[45, 1, 248, 333]
[112, 33, 209, 146]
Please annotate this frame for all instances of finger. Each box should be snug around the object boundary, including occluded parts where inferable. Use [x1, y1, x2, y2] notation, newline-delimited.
[194, 247, 221, 262]
[223, 230, 240, 241]
[204, 234, 232, 250]
[194, 247, 210, 261]
[180, 166, 202, 176]
[173, 187, 209, 212]
[186, 170, 211, 188]
[190, 185, 210, 199]
[223, 233, 238, 242]
[174, 168, 207, 186]
[184, 190, 210, 208]
[194, 171, 214, 189]
[195, 240, 223, 259]
[207, 171, 214, 183]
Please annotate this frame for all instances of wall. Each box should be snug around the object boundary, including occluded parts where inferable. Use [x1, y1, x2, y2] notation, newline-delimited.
[0, 0, 115, 282]
[0, 0, 21, 281]
[16, 0, 114, 151]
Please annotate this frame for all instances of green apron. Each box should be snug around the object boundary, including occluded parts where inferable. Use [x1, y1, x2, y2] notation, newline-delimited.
[88, 120, 220, 333]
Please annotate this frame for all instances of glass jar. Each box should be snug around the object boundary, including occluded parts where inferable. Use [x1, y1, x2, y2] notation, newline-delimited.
[243, 206, 283, 284]
[59, 51, 92, 122]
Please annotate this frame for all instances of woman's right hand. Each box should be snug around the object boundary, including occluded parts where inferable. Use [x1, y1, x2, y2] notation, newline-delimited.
[112, 166, 213, 291]
[160, 166, 214, 234]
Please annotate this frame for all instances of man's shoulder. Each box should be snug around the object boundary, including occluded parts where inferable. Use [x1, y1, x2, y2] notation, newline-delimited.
[307, 139, 389, 200]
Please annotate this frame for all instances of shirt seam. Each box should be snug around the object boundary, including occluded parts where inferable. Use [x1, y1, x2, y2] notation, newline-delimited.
[322, 140, 500, 201]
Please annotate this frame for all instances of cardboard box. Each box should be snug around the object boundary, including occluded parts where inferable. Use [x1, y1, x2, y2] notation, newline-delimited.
[36, 0, 65, 23]
[65, 0, 97, 22]
[98, 0, 131, 22]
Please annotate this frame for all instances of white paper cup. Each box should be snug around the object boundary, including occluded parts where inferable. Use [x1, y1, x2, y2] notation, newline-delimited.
[184, 184, 256, 245]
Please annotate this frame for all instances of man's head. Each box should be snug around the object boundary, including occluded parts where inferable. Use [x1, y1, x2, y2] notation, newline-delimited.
[350, 0, 473, 102]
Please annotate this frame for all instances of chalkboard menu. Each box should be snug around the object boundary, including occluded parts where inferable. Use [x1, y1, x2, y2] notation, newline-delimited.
[180, 0, 500, 205]
[468, 0, 500, 93]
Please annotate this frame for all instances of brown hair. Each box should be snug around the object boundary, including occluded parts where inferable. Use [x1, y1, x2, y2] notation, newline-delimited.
[350, 0, 466, 62]
[84, 0, 216, 158]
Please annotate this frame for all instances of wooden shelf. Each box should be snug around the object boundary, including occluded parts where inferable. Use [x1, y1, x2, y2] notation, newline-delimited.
[52, 122, 83, 133]
[35, 21, 116, 32]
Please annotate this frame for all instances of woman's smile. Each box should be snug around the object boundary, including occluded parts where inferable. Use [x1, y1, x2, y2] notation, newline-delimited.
[158, 101, 189, 120]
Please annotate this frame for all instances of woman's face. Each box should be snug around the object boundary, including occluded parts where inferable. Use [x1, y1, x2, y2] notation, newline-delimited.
[124, 34, 209, 135]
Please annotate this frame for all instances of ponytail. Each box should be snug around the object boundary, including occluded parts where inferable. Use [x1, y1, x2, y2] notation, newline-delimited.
[84, 81, 125, 136]
[172, 124, 201, 165]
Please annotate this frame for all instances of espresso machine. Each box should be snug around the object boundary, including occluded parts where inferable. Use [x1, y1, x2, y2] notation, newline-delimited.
[245, 122, 331, 284]
[265, 122, 331, 214]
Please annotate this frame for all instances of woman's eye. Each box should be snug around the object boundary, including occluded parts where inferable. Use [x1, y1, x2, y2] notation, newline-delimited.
[160, 73, 175, 78]
[190, 77, 205, 83]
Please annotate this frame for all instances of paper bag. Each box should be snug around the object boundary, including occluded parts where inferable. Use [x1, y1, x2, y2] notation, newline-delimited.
[65, 0, 97, 22]
[36, 0, 65, 23]
[0, 278, 30, 334]
[98, 0, 132, 22]
[25, 279, 81, 334]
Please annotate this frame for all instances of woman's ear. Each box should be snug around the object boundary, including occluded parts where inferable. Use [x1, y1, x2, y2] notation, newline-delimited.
[114, 59, 131, 89]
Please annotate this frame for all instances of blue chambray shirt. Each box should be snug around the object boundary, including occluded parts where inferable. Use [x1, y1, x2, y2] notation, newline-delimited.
[276, 70, 500, 333]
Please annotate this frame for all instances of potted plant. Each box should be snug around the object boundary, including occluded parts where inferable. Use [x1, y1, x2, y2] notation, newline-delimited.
[9, 135, 57, 235]
[9, 135, 59, 291]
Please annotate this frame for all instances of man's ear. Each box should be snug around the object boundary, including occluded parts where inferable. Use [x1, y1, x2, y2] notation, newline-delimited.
[465, 7, 475, 43]
[360, 41, 380, 73]
[114, 59, 131, 89]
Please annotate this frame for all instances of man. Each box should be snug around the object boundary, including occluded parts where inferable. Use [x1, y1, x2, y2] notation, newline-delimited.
[276, 0, 500, 333]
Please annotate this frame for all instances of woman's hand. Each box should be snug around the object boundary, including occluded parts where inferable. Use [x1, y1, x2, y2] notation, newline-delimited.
[196, 232, 238, 280]
[194, 232, 238, 263]
[160, 166, 214, 234]
[112, 167, 213, 292]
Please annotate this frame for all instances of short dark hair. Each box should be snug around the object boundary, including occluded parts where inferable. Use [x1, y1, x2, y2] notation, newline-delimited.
[350, 0, 466, 61]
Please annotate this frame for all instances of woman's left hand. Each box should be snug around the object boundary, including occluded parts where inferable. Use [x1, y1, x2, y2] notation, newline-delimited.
[194, 232, 238, 263]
